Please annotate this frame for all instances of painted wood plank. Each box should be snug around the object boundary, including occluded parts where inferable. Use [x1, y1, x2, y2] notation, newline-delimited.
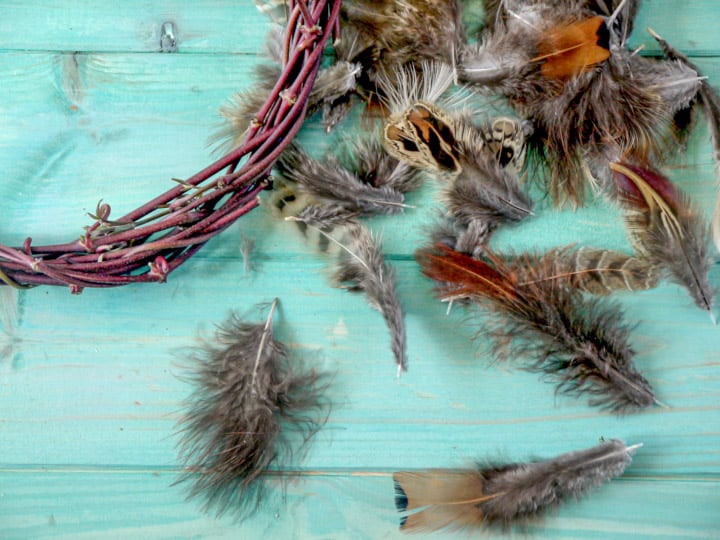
[1, 1, 719, 56]
[0, 1, 271, 54]
[0, 470, 718, 539]
[1, 1, 719, 538]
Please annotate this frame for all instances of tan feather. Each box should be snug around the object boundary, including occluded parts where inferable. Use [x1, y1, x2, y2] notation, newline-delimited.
[394, 470, 490, 532]
[516, 247, 662, 295]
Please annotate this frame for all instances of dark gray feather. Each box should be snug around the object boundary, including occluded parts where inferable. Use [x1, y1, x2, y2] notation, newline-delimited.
[333, 224, 408, 373]
[175, 301, 329, 517]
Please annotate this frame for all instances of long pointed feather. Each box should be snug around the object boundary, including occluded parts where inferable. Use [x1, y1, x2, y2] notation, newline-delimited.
[519, 246, 662, 295]
[333, 224, 408, 373]
[416, 244, 656, 412]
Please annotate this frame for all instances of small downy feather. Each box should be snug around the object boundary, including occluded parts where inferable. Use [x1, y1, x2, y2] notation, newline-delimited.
[275, 142, 408, 217]
[649, 29, 720, 253]
[332, 223, 407, 374]
[393, 439, 640, 532]
[610, 162, 715, 318]
[175, 300, 329, 517]
[337, 135, 425, 194]
[415, 244, 656, 412]
[441, 148, 533, 248]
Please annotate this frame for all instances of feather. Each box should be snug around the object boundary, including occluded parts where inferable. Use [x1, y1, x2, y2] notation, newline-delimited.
[610, 162, 715, 317]
[337, 135, 425, 194]
[332, 224, 408, 374]
[416, 244, 656, 412]
[443, 149, 533, 237]
[648, 28, 720, 253]
[175, 299, 329, 517]
[340, 0, 464, 96]
[275, 142, 408, 217]
[533, 246, 662, 295]
[394, 439, 640, 532]
[532, 16, 611, 80]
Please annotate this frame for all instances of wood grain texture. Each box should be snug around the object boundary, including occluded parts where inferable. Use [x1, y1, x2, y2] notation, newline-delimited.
[1, 1, 719, 538]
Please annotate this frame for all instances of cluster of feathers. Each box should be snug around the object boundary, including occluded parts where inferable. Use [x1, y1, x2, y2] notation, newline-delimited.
[174, 0, 720, 531]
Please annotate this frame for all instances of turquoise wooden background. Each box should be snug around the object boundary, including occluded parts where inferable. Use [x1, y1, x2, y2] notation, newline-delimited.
[1, 1, 719, 538]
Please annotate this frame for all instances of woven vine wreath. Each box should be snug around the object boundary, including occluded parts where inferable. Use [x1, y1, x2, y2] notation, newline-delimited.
[0, 0, 339, 291]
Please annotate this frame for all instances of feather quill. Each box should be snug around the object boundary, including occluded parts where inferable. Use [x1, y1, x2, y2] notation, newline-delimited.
[415, 244, 656, 412]
[610, 162, 715, 317]
[394, 439, 640, 532]
[175, 300, 329, 517]
[332, 224, 408, 374]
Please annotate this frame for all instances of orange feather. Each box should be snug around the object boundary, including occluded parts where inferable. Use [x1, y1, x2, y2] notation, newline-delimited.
[415, 244, 517, 301]
[533, 16, 611, 80]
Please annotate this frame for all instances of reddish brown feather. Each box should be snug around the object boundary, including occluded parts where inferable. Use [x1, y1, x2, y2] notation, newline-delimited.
[611, 162, 682, 214]
[534, 16, 611, 80]
[415, 244, 517, 301]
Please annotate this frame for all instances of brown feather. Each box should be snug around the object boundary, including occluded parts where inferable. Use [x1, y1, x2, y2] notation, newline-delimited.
[415, 244, 517, 301]
[395, 470, 489, 532]
[517, 247, 662, 295]
[534, 17, 611, 80]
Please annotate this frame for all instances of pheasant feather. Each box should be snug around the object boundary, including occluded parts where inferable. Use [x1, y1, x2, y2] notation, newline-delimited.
[394, 439, 640, 532]
[416, 244, 656, 412]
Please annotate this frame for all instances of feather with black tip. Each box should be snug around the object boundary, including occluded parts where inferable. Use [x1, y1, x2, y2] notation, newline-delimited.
[415, 244, 656, 412]
[610, 162, 715, 318]
[393, 439, 640, 532]
[332, 224, 408, 374]
[175, 299, 329, 517]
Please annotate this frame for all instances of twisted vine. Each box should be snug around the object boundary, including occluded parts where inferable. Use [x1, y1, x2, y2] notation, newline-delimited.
[0, 0, 340, 292]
